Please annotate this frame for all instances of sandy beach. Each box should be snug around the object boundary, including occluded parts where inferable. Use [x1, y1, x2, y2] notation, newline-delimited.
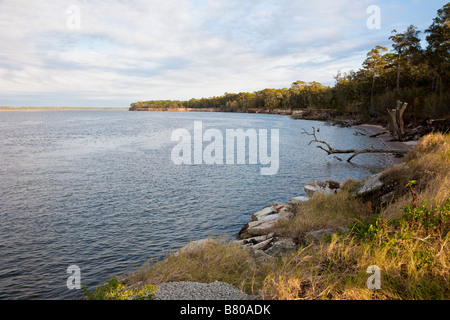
[354, 124, 417, 164]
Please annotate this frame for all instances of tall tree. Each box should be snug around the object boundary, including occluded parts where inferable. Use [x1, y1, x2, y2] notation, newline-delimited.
[363, 46, 388, 110]
[425, 3, 450, 93]
[389, 25, 422, 91]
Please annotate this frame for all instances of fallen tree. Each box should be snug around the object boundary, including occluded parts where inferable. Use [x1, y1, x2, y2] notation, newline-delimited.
[301, 127, 409, 162]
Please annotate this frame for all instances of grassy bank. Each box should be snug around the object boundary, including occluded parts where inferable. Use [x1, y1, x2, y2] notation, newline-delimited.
[87, 133, 450, 300]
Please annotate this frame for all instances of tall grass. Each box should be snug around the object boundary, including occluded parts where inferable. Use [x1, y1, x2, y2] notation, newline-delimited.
[125, 237, 274, 296]
[274, 187, 372, 244]
[263, 133, 450, 299]
[117, 133, 450, 300]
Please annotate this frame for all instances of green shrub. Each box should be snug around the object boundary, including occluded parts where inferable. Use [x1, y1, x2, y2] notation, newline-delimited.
[83, 277, 156, 300]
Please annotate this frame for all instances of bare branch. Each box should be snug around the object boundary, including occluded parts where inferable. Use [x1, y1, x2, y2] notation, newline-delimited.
[301, 127, 333, 152]
[369, 131, 388, 138]
[301, 127, 409, 162]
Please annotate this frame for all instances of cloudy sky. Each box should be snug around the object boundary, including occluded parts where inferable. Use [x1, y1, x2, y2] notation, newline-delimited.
[0, 0, 447, 107]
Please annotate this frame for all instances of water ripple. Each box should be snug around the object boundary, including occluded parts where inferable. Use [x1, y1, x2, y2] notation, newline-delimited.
[0, 110, 388, 299]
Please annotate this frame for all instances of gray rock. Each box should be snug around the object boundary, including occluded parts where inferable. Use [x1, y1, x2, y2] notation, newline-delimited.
[240, 233, 274, 246]
[290, 196, 310, 204]
[260, 213, 279, 221]
[278, 209, 294, 220]
[356, 173, 384, 197]
[246, 218, 278, 236]
[251, 206, 277, 221]
[174, 239, 215, 257]
[153, 281, 258, 300]
[264, 238, 298, 256]
[239, 203, 294, 239]
[252, 237, 273, 251]
[304, 180, 341, 197]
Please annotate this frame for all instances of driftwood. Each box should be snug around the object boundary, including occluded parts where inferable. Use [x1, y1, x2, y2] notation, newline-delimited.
[301, 127, 409, 163]
[369, 131, 388, 138]
[387, 100, 408, 140]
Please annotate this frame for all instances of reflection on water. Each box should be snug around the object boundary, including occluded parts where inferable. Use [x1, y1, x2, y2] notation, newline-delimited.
[0, 110, 389, 299]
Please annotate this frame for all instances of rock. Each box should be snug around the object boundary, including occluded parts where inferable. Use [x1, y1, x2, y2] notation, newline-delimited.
[252, 238, 273, 251]
[246, 218, 278, 237]
[174, 239, 215, 257]
[264, 238, 298, 256]
[260, 213, 279, 221]
[356, 173, 384, 197]
[153, 281, 258, 300]
[240, 233, 274, 246]
[290, 196, 309, 204]
[251, 206, 277, 221]
[304, 180, 341, 197]
[278, 209, 294, 220]
[304, 180, 327, 197]
[242, 238, 258, 246]
[238, 223, 251, 239]
[240, 203, 294, 239]
[304, 228, 335, 244]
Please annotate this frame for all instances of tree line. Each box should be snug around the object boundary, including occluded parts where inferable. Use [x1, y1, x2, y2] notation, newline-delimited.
[130, 3, 449, 120]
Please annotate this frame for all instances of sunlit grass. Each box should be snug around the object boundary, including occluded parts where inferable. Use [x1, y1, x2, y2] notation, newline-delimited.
[117, 133, 450, 300]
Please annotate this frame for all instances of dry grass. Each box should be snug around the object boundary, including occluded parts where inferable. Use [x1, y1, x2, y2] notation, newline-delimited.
[275, 186, 372, 244]
[381, 133, 450, 219]
[263, 133, 450, 300]
[120, 133, 450, 300]
[125, 237, 274, 296]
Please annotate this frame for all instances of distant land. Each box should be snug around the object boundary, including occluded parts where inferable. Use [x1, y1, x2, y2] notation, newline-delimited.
[0, 106, 129, 111]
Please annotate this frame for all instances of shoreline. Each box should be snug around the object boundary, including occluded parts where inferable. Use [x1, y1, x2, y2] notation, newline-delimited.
[354, 123, 417, 164]
[88, 113, 430, 300]
[129, 107, 294, 115]
[235, 123, 415, 241]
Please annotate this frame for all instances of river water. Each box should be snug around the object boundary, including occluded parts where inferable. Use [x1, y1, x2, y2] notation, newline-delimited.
[0, 110, 389, 299]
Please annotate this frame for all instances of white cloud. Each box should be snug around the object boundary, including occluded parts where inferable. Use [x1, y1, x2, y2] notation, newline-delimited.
[0, 0, 445, 106]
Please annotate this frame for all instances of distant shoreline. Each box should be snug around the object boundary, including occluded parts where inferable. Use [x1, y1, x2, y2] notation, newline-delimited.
[128, 107, 294, 115]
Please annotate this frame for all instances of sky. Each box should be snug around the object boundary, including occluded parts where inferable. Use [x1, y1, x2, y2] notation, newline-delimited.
[0, 0, 447, 108]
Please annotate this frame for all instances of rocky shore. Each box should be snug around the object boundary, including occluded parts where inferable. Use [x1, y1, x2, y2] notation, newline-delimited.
[232, 174, 388, 257]
[228, 123, 416, 258]
[123, 123, 418, 300]
[153, 167, 402, 300]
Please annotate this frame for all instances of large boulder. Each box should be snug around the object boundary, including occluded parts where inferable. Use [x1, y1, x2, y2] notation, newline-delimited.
[246, 218, 278, 237]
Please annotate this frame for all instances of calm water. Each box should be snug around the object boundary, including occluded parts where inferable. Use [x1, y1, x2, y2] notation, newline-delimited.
[0, 110, 389, 299]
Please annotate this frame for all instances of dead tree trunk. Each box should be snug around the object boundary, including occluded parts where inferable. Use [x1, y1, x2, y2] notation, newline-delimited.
[301, 127, 409, 163]
[387, 100, 408, 140]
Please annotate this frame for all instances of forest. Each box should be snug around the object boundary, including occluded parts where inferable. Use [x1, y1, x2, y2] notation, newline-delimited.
[130, 3, 449, 122]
